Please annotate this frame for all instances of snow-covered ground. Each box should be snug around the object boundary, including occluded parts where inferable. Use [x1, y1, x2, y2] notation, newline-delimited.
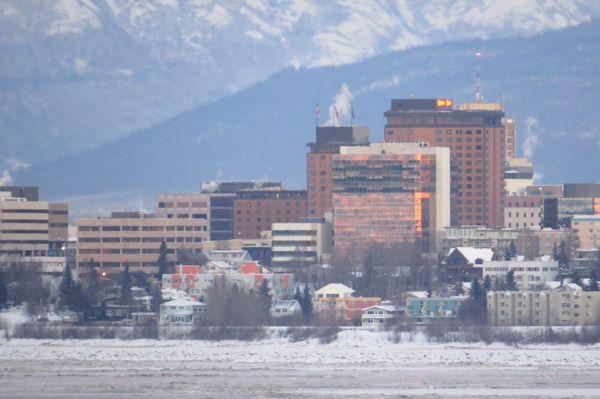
[1, 330, 600, 398]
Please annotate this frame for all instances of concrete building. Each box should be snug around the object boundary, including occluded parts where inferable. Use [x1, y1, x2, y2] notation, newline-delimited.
[76, 211, 209, 276]
[572, 215, 600, 250]
[488, 285, 600, 326]
[48, 203, 69, 251]
[0, 186, 39, 201]
[572, 248, 600, 277]
[503, 118, 516, 160]
[385, 99, 506, 228]
[332, 142, 450, 253]
[516, 228, 575, 259]
[234, 190, 308, 239]
[526, 185, 564, 197]
[156, 194, 210, 222]
[504, 157, 533, 196]
[0, 192, 49, 257]
[504, 195, 543, 229]
[361, 303, 404, 328]
[481, 257, 559, 290]
[271, 218, 332, 271]
[306, 126, 370, 218]
[563, 183, 600, 198]
[441, 226, 517, 259]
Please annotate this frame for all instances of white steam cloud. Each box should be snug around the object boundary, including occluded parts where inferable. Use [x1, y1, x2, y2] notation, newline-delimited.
[521, 116, 539, 159]
[0, 158, 30, 187]
[326, 83, 354, 126]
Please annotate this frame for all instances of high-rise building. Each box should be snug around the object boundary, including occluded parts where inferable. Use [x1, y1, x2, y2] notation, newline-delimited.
[384, 99, 506, 228]
[0, 192, 49, 257]
[332, 142, 450, 253]
[505, 157, 534, 196]
[503, 118, 516, 160]
[307, 126, 370, 218]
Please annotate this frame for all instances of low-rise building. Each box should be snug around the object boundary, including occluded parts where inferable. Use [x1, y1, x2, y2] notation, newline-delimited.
[441, 226, 517, 260]
[270, 299, 302, 318]
[314, 283, 381, 323]
[160, 299, 207, 324]
[406, 296, 467, 322]
[443, 247, 494, 284]
[504, 195, 543, 229]
[487, 284, 600, 326]
[361, 303, 404, 328]
[572, 215, 600, 250]
[271, 218, 332, 271]
[481, 257, 559, 290]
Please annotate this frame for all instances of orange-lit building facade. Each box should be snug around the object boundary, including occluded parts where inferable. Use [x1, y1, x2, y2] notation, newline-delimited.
[307, 126, 370, 218]
[332, 143, 450, 253]
[384, 99, 506, 228]
[234, 190, 308, 239]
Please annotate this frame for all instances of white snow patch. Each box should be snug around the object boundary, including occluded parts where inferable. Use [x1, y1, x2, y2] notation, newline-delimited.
[47, 0, 101, 36]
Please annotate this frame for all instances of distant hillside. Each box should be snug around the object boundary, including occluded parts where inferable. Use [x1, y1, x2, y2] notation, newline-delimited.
[15, 20, 600, 213]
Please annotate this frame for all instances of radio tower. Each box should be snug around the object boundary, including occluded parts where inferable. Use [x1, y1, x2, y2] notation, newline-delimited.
[475, 51, 482, 102]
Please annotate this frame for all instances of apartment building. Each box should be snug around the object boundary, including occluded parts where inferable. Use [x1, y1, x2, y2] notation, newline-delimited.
[271, 218, 332, 271]
[516, 228, 575, 259]
[306, 126, 370, 218]
[314, 283, 381, 323]
[385, 99, 506, 228]
[488, 285, 600, 326]
[332, 142, 450, 253]
[441, 225, 517, 259]
[76, 211, 209, 276]
[481, 257, 560, 290]
[155, 194, 210, 221]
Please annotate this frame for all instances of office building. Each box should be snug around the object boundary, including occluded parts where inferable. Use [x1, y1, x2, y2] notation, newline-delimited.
[441, 226, 517, 259]
[332, 142, 450, 253]
[385, 98, 506, 228]
[271, 218, 333, 271]
[234, 190, 307, 239]
[48, 203, 69, 251]
[504, 195, 543, 229]
[504, 157, 533, 196]
[76, 211, 209, 277]
[0, 192, 49, 257]
[481, 257, 560, 290]
[306, 126, 370, 218]
[156, 194, 210, 221]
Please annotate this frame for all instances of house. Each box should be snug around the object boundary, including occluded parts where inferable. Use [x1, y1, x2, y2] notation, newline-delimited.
[406, 296, 467, 322]
[361, 302, 404, 328]
[443, 247, 494, 284]
[269, 299, 302, 318]
[314, 283, 381, 324]
[159, 299, 207, 325]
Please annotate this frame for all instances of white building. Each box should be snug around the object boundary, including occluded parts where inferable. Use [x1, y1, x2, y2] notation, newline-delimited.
[270, 299, 302, 318]
[159, 299, 207, 324]
[361, 303, 404, 328]
[271, 219, 332, 270]
[314, 283, 355, 299]
[481, 256, 559, 290]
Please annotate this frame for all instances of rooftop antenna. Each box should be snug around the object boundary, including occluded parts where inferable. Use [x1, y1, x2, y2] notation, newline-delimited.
[475, 51, 482, 103]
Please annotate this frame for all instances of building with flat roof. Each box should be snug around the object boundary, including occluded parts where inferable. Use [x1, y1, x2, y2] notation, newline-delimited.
[76, 211, 209, 277]
[481, 257, 559, 291]
[504, 195, 543, 229]
[271, 218, 333, 271]
[571, 215, 600, 250]
[234, 190, 307, 239]
[441, 225, 517, 259]
[505, 157, 533, 196]
[332, 142, 450, 253]
[307, 126, 370, 218]
[384, 98, 506, 228]
[0, 192, 49, 257]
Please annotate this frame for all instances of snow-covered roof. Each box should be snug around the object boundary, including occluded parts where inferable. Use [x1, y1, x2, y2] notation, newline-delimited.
[448, 247, 494, 264]
[271, 299, 300, 310]
[163, 299, 205, 307]
[161, 288, 191, 301]
[315, 283, 354, 295]
[362, 304, 404, 312]
[406, 291, 429, 299]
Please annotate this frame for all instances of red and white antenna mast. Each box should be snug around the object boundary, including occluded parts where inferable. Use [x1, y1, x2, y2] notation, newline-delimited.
[475, 51, 482, 102]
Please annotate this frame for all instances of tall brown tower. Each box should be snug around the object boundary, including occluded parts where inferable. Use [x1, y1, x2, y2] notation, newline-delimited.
[306, 126, 370, 218]
[384, 99, 505, 228]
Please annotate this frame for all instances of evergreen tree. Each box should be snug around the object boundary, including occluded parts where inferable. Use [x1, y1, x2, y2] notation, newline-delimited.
[505, 270, 518, 291]
[121, 263, 133, 304]
[259, 279, 272, 318]
[552, 242, 559, 261]
[150, 283, 162, 313]
[571, 270, 583, 288]
[588, 270, 600, 291]
[0, 270, 7, 309]
[470, 279, 485, 306]
[302, 284, 313, 316]
[86, 259, 102, 305]
[505, 241, 517, 260]
[558, 241, 570, 269]
[59, 263, 78, 309]
[157, 240, 169, 280]
[294, 285, 303, 309]
[483, 275, 492, 292]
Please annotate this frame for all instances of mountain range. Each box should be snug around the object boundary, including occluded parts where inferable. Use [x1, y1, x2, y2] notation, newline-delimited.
[12, 19, 600, 216]
[2, 0, 599, 172]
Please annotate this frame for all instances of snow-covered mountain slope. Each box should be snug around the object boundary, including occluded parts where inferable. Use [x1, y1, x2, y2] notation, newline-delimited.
[1, 0, 599, 172]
